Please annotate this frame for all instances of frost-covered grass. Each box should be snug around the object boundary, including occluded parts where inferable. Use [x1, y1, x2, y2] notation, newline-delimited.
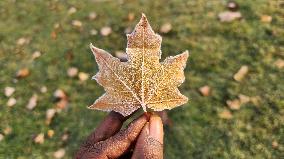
[0, 0, 283, 158]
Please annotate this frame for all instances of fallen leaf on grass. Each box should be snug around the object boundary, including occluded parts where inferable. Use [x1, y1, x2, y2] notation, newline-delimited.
[67, 67, 78, 78]
[89, 14, 189, 116]
[46, 108, 56, 125]
[54, 89, 67, 100]
[34, 133, 44, 144]
[160, 23, 172, 34]
[261, 15, 272, 23]
[89, 12, 97, 20]
[17, 37, 30, 46]
[26, 94, 38, 110]
[4, 87, 15, 97]
[218, 109, 233, 119]
[218, 11, 242, 22]
[128, 12, 135, 21]
[53, 148, 66, 159]
[226, 99, 241, 110]
[274, 59, 284, 69]
[233, 65, 248, 82]
[238, 94, 250, 104]
[78, 72, 89, 81]
[72, 20, 82, 28]
[100, 26, 112, 36]
[32, 51, 41, 60]
[67, 7, 77, 15]
[16, 68, 30, 78]
[56, 99, 68, 109]
[198, 85, 211, 96]
[51, 31, 57, 39]
[272, 140, 278, 148]
[61, 133, 69, 142]
[0, 134, 4, 142]
[40, 86, 47, 93]
[3, 127, 12, 135]
[47, 130, 55, 138]
[7, 98, 16, 107]
[227, 1, 239, 11]
[90, 29, 98, 35]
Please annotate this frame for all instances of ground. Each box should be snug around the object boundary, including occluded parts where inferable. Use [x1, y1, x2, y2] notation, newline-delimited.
[0, 0, 283, 158]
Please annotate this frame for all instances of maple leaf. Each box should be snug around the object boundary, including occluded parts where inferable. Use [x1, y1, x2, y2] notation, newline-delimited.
[89, 14, 189, 116]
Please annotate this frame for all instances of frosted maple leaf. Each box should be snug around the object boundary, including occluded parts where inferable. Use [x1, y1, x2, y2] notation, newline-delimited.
[89, 14, 189, 116]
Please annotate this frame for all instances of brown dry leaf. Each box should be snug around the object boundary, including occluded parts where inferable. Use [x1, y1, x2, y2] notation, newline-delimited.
[218, 11, 242, 22]
[61, 133, 69, 142]
[34, 133, 44, 144]
[17, 37, 30, 46]
[4, 87, 15, 97]
[78, 72, 89, 81]
[261, 15, 272, 23]
[227, 1, 239, 11]
[72, 20, 82, 28]
[16, 68, 30, 78]
[51, 31, 57, 39]
[7, 98, 16, 107]
[233, 65, 248, 82]
[160, 23, 172, 34]
[46, 108, 56, 125]
[26, 94, 38, 110]
[100, 26, 112, 36]
[0, 133, 4, 142]
[68, 7, 77, 15]
[53, 148, 66, 159]
[67, 67, 78, 77]
[56, 99, 68, 109]
[219, 109, 233, 119]
[128, 12, 135, 21]
[199, 85, 211, 96]
[53, 89, 67, 100]
[47, 130, 55, 138]
[32, 51, 41, 60]
[226, 99, 241, 110]
[40, 86, 47, 93]
[274, 59, 284, 69]
[90, 29, 98, 36]
[3, 127, 12, 135]
[272, 140, 278, 148]
[89, 12, 97, 20]
[89, 14, 189, 116]
[238, 94, 250, 104]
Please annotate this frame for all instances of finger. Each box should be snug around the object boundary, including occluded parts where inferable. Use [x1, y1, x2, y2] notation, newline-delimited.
[81, 113, 150, 159]
[132, 114, 164, 159]
[75, 111, 129, 158]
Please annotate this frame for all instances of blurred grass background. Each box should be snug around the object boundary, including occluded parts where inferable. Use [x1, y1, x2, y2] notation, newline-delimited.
[0, 0, 283, 158]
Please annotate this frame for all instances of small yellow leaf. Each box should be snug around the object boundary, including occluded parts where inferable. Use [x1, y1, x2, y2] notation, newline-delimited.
[233, 65, 248, 82]
[199, 85, 211, 96]
[34, 133, 44, 144]
[219, 109, 233, 119]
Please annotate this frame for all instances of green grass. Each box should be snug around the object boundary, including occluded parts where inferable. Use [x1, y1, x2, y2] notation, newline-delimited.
[0, 0, 283, 158]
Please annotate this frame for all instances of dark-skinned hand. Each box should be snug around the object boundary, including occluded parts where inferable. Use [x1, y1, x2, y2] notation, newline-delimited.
[75, 111, 164, 159]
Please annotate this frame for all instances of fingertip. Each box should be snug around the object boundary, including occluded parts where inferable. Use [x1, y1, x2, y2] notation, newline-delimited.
[149, 114, 164, 144]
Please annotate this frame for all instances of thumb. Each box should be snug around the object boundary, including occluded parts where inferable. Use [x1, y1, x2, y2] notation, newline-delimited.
[132, 114, 164, 159]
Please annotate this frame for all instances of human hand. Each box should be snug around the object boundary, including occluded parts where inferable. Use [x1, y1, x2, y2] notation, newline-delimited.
[75, 111, 164, 159]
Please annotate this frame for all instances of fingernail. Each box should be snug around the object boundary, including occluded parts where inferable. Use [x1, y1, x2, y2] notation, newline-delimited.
[149, 114, 163, 144]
